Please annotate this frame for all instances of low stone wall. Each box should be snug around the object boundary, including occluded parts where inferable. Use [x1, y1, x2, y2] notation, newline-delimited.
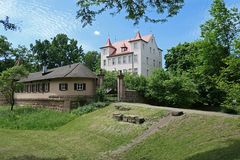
[14, 95, 95, 111]
[122, 90, 145, 103]
[15, 98, 66, 111]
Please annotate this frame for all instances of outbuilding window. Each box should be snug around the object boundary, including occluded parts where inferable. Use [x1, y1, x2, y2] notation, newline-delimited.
[59, 83, 68, 91]
[74, 83, 86, 91]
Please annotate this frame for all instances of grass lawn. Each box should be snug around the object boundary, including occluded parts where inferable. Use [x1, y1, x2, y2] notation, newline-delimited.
[0, 104, 166, 160]
[0, 103, 239, 160]
[120, 114, 240, 160]
[0, 106, 75, 130]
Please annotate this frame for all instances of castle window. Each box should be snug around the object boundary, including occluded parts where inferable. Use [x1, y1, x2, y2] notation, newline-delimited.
[134, 42, 138, 49]
[123, 56, 127, 64]
[150, 47, 152, 53]
[103, 60, 106, 66]
[102, 49, 106, 54]
[118, 57, 121, 64]
[146, 57, 149, 65]
[134, 55, 138, 63]
[112, 58, 116, 65]
[128, 55, 132, 63]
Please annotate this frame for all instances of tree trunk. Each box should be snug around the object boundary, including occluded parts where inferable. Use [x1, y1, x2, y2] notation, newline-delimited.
[10, 81, 15, 111]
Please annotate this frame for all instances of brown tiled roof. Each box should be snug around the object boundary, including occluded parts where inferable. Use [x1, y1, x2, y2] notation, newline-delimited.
[19, 63, 96, 82]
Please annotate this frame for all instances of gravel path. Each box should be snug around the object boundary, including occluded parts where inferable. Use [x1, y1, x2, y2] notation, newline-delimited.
[116, 102, 240, 118]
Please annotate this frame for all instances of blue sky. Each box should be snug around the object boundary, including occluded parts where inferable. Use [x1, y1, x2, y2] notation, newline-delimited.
[0, 0, 239, 62]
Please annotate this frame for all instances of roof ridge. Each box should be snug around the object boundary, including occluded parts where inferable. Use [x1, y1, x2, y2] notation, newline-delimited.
[63, 63, 80, 78]
[112, 34, 153, 44]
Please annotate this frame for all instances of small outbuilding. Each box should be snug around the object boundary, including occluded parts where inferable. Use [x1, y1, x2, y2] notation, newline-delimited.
[15, 63, 97, 111]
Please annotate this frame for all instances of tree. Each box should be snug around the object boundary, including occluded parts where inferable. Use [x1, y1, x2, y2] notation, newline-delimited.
[165, 41, 201, 72]
[124, 73, 147, 95]
[14, 45, 37, 72]
[201, 0, 240, 52]
[83, 51, 100, 72]
[30, 34, 84, 69]
[0, 65, 28, 111]
[102, 71, 118, 91]
[146, 69, 198, 107]
[0, 35, 15, 72]
[0, 16, 19, 31]
[76, 0, 184, 27]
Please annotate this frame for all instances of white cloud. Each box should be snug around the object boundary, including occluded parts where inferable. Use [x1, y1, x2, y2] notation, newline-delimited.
[0, 0, 82, 39]
[94, 30, 100, 36]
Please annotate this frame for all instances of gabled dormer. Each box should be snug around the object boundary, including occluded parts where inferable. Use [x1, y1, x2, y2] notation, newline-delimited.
[100, 37, 116, 56]
[121, 42, 128, 52]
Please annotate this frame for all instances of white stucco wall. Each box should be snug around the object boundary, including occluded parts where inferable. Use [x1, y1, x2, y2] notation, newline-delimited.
[100, 35, 162, 77]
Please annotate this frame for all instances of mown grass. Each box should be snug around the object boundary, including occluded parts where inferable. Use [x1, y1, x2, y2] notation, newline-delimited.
[0, 104, 166, 160]
[0, 103, 239, 160]
[120, 114, 240, 160]
[0, 106, 75, 130]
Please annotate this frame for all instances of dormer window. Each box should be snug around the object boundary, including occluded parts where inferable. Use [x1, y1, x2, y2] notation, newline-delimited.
[121, 43, 128, 52]
[121, 47, 127, 52]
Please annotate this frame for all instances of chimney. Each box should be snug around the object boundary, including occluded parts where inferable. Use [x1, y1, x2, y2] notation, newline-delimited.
[42, 66, 48, 75]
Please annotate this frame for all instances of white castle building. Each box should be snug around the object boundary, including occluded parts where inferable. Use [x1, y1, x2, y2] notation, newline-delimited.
[100, 32, 162, 76]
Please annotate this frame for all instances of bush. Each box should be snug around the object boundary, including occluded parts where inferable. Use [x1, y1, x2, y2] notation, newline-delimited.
[71, 102, 110, 116]
[146, 69, 198, 107]
[95, 87, 107, 102]
[219, 83, 240, 114]
[124, 73, 147, 95]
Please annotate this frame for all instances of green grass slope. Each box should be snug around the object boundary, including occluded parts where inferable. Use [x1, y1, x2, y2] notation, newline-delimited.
[120, 114, 240, 160]
[0, 104, 165, 160]
[0, 106, 75, 130]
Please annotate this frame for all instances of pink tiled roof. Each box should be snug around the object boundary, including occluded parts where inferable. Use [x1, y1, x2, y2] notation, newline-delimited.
[104, 32, 153, 57]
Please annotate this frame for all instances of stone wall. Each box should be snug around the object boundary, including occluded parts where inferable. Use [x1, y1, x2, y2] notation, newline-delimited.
[12, 95, 94, 111]
[15, 98, 66, 111]
[122, 90, 145, 103]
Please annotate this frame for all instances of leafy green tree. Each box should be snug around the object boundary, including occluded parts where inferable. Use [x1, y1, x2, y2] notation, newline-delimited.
[201, 0, 240, 52]
[165, 41, 201, 72]
[14, 45, 37, 72]
[124, 73, 147, 95]
[146, 69, 198, 107]
[0, 65, 28, 111]
[76, 0, 184, 27]
[83, 51, 100, 72]
[217, 52, 240, 113]
[102, 71, 118, 92]
[30, 34, 84, 69]
[0, 35, 15, 72]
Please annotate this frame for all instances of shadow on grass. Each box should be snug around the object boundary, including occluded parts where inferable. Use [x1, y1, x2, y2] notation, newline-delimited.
[7, 155, 67, 160]
[186, 139, 240, 160]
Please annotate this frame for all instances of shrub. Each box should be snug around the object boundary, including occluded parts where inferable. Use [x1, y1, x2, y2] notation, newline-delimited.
[219, 83, 240, 114]
[146, 69, 198, 107]
[95, 87, 107, 102]
[71, 102, 110, 116]
[124, 73, 147, 95]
